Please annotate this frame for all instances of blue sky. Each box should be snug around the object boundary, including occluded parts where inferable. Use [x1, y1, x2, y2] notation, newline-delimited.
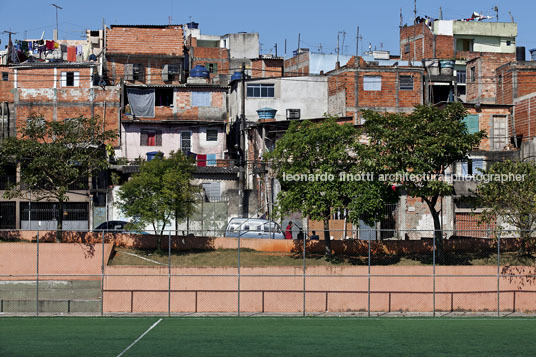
[1, 0, 535, 57]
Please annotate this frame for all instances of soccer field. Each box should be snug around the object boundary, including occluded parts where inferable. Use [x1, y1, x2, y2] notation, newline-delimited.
[0, 317, 534, 356]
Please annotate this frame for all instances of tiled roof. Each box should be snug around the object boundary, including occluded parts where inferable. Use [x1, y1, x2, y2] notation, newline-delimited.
[106, 25, 184, 56]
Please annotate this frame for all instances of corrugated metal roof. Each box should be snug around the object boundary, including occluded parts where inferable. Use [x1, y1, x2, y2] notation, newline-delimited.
[110, 24, 183, 28]
[11, 62, 98, 69]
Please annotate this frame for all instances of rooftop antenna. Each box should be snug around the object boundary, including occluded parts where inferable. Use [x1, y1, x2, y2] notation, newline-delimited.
[168, 16, 172, 25]
[439, 6, 443, 20]
[51, 4, 63, 40]
[336, 32, 340, 62]
[493, 6, 498, 22]
[355, 26, 362, 57]
[508, 11, 514, 23]
[341, 31, 346, 56]
[400, 8, 403, 26]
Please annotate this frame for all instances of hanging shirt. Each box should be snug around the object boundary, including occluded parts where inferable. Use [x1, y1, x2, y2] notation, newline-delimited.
[67, 46, 76, 62]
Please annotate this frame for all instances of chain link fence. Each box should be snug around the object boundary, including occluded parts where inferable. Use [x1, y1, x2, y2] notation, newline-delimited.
[1, 228, 535, 316]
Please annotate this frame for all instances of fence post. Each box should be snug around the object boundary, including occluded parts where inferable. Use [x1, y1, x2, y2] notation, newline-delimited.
[168, 230, 171, 317]
[101, 230, 105, 316]
[368, 238, 371, 317]
[237, 225, 241, 317]
[36, 229, 39, 317]
[497, 230, 500, 317]
[303, 231, 306, 317]
[433, 228, 436, 317]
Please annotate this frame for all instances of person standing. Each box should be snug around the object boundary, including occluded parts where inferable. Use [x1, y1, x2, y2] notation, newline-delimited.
[285, 221, 293, 240]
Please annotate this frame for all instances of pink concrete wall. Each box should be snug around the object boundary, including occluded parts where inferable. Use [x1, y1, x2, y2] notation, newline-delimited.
[103, 265, 536, 313]
[0, 243, 112, 280]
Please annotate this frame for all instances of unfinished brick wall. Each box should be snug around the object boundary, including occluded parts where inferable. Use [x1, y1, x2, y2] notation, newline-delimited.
[13, 66, 120, 146]
[0, 67, 14, 102]
[106, 26, 184, 56]
[251, 58, 284, 78]
[327, 64, 424, 118]
[465, 53, 515, 104]
[191, 46, 230, 79]
[284, 52, 309, 76]
[513, 94, 536, 140]
[400, 23, 437, 62]
[107, 56, 184, 86]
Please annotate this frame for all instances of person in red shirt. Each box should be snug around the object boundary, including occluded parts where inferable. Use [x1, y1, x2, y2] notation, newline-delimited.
[285, 221, 293, 240]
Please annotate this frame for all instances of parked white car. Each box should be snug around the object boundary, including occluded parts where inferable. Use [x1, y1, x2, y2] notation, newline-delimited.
[224, 218, 284, 239]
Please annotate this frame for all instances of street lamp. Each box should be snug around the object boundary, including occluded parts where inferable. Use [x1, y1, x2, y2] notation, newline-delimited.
[51, 4, 62, 40]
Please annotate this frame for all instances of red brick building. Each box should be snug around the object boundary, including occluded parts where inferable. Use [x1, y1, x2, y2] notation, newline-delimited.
[327, 56, 424, 122]
[495, 61, 536, 142]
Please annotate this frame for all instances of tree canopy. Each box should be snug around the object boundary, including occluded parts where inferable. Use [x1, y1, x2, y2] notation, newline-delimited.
[0, 114, 116, 236]
[362, 103, 485, 261]
[265, 115, 395, 255]
[476, 160, 536, 254]
[116, 151, 199, 237]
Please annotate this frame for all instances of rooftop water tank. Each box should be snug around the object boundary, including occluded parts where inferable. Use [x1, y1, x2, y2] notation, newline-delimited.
[530, 49, 536, 61]
[256, 107, 277, 119]
[187, 22, 199, 29]
[146, 151, 162, 161]
[516, 46, 526, 61]
[190, 65, 209, 78]
[231, 71, 243, 81]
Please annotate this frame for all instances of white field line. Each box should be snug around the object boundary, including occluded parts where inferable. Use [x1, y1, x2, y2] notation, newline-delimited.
[122, 252, 165, 265]
[117, 318, 163, 357]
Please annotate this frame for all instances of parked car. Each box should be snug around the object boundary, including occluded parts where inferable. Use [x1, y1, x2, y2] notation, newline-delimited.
[224, 218, 284, 239]
[94, 220, 149, 234]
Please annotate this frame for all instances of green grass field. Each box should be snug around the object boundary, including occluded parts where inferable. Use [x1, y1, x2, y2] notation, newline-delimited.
[1, 317, 535, 356]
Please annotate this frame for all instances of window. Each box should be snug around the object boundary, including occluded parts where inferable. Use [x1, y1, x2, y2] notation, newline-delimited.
[506, 40, 512, 46]
[140, 130, 162, 146]
[404, 44, 410, 54]
[459, 39, 473, 52]
[492, 115, 508, 150]
[363, 76, 382, 91]
[463, 114, 479, 134]
[457, 70, 467, 83]
[247, 84, 275, 98]
[202, 182, 221, 201]
[162, 64, 181, 81]
[124, 64, 144, 81]
[181, 131, 192, 153]
[206, 63, 218, 74]
[2, 72, 8, 81]
[461, 159, 484, 177]
[191, 91, 211, 106]
[26, 116, 45, 128]
[61, 71, 79, 87]
[206, 129, 218, 141]
[470, 67, 476, 82]
[399, 75, 413, 90]
[155, 88, 174, 106]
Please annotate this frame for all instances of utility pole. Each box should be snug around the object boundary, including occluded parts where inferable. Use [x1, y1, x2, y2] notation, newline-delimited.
[51, 4, 62, 41]
[413, 0, 417, 64]
[439, 7, 443, 20]
[400, 8, 403, 27]
[297, 33, 301, 53]
[239, 63, 247, 218]
[275, 43, 278, 57]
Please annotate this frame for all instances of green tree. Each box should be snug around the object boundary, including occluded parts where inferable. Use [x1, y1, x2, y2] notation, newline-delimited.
[362, 103, 485, 262]
[476, 160, 536, 255]
[0, 114, 116, 240]
[116, 151, 199, 244]
[265, 116, 394, 256]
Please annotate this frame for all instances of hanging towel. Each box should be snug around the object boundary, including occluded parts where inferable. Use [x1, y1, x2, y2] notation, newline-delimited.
[207, 154, 217, 166]
[76, 45, 83, 56]
[196, 154, 207, 167]
[67, 46, 76, 62]
[54, 42, 59, 49]
[46, 40, 55, 50]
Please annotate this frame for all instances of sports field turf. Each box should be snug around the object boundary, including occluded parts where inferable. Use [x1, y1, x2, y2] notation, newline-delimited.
[1, 317, 535, 356]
